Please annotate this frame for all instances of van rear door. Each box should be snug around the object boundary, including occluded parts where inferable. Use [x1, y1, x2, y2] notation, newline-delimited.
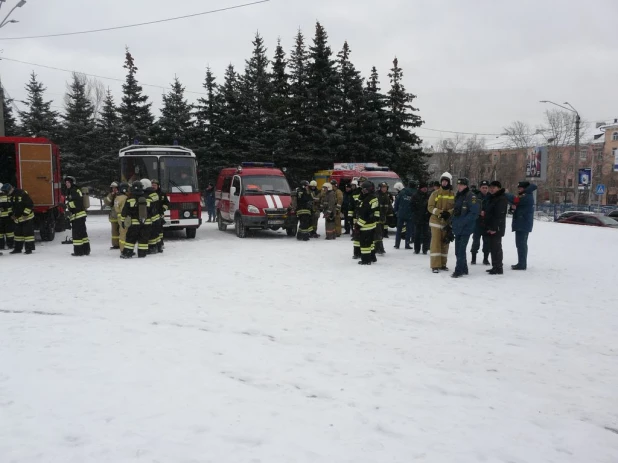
[19, 143, 54, 206]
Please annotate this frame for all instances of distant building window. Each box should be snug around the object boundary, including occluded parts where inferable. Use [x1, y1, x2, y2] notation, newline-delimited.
[567, 179, 573, 187]
[613, 131, 618, 141]
[579, 149, 587, 160]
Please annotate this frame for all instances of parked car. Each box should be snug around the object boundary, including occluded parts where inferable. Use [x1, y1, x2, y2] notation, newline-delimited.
[555, 210, 595, 222]
[557, 213, 618, 228]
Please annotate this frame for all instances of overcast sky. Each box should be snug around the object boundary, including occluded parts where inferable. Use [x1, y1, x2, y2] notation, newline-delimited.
[1, 0, 616, 147]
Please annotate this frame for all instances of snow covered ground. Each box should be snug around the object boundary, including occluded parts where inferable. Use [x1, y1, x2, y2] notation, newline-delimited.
[1, 216, 617, 463]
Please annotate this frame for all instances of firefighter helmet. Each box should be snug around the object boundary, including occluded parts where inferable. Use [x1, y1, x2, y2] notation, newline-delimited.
[118, 182, 130, 194]
[309, 180, 318, 187]
[361, 180, 373, 191]
[110, 181, 119, 188]
[300, 180, 309, 187]
[151, 179, 160, 185]
[140, 178, 152, 189]
[64, 176, 76, 185]
[440, 172, 453, 184]
[393, 182, 404, 192]
[131, 181, 144, 196]
[323, 182, 332, 191]
[330, 179, 338, 186]
[1, 183, 12, 192]
[379, 182, 388, 189]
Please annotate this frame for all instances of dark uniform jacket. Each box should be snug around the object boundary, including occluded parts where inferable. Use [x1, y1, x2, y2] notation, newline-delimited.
[394, 187, 415, 220]
[474, 192, 489, 233]
[11, 189, 34, 222]
[296, 188, 313, 215]
[484, 189, 508, 237]
[66, 185, 86, 221]
[376, 190, 394, 222]
[356, 192, 379, 230]
[121, 195, 153, 226]
[451, 187, 480, 236]
[411, 189, 431, 224]
[506, 184, 538, 233]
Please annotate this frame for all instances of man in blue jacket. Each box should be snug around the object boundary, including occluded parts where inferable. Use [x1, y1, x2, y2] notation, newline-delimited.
[451, 178, 480, 278]
[506, 181, 537, 270]
[393, 181, 416, 249]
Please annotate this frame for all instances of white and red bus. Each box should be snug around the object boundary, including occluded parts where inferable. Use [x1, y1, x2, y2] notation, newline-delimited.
[119, 144, 202, 238]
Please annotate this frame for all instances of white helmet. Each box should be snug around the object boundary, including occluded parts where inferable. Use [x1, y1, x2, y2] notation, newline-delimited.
[322, 182, 332, 191]
[309, 180, 318, 187]
[351, 180, 358, 186]
[140, 178, 152, 189]
[393, 182, 404, 192]
[440, 172, 453, 183]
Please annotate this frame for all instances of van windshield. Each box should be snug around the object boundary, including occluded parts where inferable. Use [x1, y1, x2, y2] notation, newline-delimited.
[367, 177, 402, 191]
[242, 175, 291, 195]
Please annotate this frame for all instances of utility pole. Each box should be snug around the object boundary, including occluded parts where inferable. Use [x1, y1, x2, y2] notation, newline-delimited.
[0, 78, 5, 137]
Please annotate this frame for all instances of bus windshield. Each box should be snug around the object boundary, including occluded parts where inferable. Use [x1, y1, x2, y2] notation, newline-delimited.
[242, 175, 291, 195]
[120, 156, 159, 184]
[161, 156, 198, 193]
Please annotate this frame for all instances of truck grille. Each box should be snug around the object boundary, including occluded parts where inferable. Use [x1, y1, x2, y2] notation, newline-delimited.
[170, 202, 198, 211]
[264, 208, 287, 214]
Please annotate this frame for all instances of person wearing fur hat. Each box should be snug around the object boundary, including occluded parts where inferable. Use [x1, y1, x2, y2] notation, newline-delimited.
[427, 172, 455, 273]
[450, 177, 480, 278]
[64, 176, 90, 256]
[506, 180, 538, 270]
[471, 180, 491, 265]
[484, 181, 508, 275]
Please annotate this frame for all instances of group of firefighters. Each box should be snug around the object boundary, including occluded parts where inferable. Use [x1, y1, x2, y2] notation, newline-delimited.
[293, 172, 536, 275]
[0, 177, 169, 259]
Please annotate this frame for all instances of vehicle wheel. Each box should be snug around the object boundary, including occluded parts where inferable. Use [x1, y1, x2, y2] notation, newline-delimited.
[186, 227, 197, 239]
[286, 223, 298, 236]
[40, 215, 56, 242]
[217, 211, 227, 231]
[235, 215, 247, 238]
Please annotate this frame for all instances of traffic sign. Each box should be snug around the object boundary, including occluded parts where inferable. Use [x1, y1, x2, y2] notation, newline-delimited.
[595, 184, 606, 195]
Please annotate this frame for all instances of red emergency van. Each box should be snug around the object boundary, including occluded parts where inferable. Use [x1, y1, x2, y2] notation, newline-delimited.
[215, 162, 296, 238]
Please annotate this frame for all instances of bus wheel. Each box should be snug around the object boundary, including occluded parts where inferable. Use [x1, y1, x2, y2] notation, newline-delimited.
[186, 227, 197, 239]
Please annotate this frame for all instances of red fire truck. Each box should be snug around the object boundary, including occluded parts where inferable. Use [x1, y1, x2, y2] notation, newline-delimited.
[119, 144, 202, 238]
[0, 137, 66, 241]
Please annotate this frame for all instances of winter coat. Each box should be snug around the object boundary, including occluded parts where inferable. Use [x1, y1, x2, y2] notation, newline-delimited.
[394, 187, 415, 220]
[321, 190, 337, 220]
[506, 184, 537, 233]
[342, 189, 354, 212]
[411, 189, 431, 224]
[474, 192, 489, 233]
[427, 186, 455, 229]
[377, 190, 394, 222]
[451, 187, 480, 236]
[105, 192, 118, 221]
[66, 185, 86, 221]
[0, 191, 12, 217]
[334, 188, 343, 213]
[114, 193, 128, 227]
[121, 194, 153, 226]
[310, 188, 323, 213]
[484, 189, 508, 237]
[205, 188, 216, 210]
[296, 188, 313, 215]
[146, 188, 161, 220]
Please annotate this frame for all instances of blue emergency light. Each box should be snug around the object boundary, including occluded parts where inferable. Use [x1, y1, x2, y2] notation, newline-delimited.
[241, 162, 275, 168]
[363, 166, 390, 172]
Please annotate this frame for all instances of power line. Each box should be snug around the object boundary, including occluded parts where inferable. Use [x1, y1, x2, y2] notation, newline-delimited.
[0, 0, 271, 40]
[418, 127, 504, 136]
[0, 56, 208, 96]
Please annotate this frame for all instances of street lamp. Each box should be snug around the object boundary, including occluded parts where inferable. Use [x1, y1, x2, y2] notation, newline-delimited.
[0, 0, 26, 29]
[540, 100, 581, 205]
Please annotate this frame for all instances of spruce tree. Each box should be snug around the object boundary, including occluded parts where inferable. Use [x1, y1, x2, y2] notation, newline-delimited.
[267, 38, 291, 167]
[385, 57, 426, 180]
[18, 72, 59, 140]
[119, 48, 154, 145]
[287, 29, 311, 183]
[218, 64, 243, 165]
[239, 32, 272, 158]
[306, 22, 341, 169]
[1, 86, 18, 136]
[156, 77, 194, 146]
[195, 67, 224, 184]
[363, 66, 389, 164]
[335, 41, 367, 162]
[92, 90, 123, 195]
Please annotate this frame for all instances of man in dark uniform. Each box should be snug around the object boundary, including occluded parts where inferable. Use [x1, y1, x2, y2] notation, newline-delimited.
[374, 182, 393, 254]
[356, 181, 379, 265]
[151, 179, 169, 252]
[341, 182, 354, 234]
[411, 181, 431, 254]
[121, 181, 153, 258]
[484, 180, 508, 275]
[0, 183, 15, 250]
[450, 178, 480, 278]
[5, 184, 35, 254]
[65, 176, 90, 256]
[350, 178, 365, 258]
[295, 181, 313, 241]
[471, 180, 490, 265]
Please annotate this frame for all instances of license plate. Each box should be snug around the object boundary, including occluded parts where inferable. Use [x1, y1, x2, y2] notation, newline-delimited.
[268, 220, 284, 225]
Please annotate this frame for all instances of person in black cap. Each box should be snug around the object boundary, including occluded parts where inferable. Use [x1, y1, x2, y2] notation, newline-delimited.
[506, 180, 538, 270]
[484, 181, 508, 275]
[471, 180, 491, 265]
[411, 181, 431, 254]
[450, 177, 480, 278]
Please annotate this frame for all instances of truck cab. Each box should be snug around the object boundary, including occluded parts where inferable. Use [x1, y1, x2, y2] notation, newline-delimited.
[215, 162, 297, 238]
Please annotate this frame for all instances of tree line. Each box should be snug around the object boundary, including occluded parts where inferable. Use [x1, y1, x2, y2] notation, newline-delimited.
[2, 21, 427, 193]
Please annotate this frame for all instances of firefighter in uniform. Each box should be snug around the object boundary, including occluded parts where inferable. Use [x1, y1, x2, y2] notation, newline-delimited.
[5, 184, 36, 254]
[104, 181, 120, 249]
[331, 180, 344, 237]
[295, 180, 313, 241]
[321, 182, 337, 240]
[427, 172, 455, 273]
[350, 177, 366, 259]
[121, 181, 153, 258]
[470, 180, 491, 265]
[309, 180, 321, 237]
[374, 182, 393, 254]
[0, 183, 15, 250]
[142, 178, 160, 254]
[152, 179, 169, 252]
[65, 176, 90, 256]
[356, 180, 380, 265]
[114, 182, 130, 252]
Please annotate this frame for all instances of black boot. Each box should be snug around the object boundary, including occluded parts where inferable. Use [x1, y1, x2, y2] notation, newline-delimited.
[488, 267, 503, 275]
[358, 254, 371, 265]
[353, 247, 361, 259]
[471, 253, 477, 265]
[371, 251, 377, 263]
[10, 242, 23, 254]
[482, 252, 490, 265]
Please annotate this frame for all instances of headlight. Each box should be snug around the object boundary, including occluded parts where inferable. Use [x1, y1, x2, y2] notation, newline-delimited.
[183, 211, 191, 218]
[247, 205, 260, 214]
